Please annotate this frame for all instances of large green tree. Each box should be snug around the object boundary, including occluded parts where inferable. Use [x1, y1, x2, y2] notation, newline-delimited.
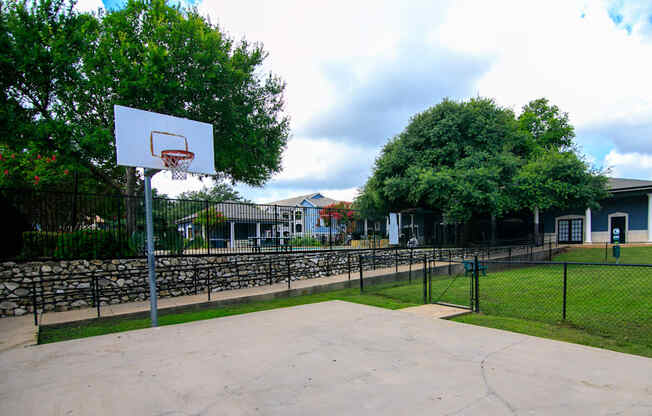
[177, 182, 249, 203]
[355, 97, 607, 233]
[0, 0, 289, 195]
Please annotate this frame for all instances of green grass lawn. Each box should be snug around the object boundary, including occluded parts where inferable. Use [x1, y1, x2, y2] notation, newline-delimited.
[554, 245, 652, 264]
[449, 314, 652, 358]
[39, 284, 421, 344]
[428, 264, 652, 348]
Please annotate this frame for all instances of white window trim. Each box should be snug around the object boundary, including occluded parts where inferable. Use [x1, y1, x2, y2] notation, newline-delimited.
[607, 212, 629, 242]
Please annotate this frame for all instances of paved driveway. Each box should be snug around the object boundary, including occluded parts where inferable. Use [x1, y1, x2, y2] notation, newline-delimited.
[1, 300, 651, 415]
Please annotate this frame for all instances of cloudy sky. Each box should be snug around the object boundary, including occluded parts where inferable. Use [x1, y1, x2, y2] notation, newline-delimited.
[78, 0, 652, 202]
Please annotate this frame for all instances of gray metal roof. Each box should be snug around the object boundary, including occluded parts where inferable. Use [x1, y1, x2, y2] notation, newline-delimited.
[177, 201, 277, 224]
[266, 193, 342, 208]
[607, 177, 652, 192]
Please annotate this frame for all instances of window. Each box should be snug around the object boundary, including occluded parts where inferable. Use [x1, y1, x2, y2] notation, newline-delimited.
[571, 219, 583, 242]
[558, 219, 583, 244]
[558, 221, 569, 242]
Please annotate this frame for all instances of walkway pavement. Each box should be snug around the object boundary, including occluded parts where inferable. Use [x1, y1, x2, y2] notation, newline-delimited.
[2, 301, 650, 415]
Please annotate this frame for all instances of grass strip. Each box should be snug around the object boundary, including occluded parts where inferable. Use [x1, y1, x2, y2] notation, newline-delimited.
[38, 286, 419, 344]
[450, 313, 652, 358]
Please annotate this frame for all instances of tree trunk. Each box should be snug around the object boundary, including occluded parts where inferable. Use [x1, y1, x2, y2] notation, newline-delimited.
[125, 167, 138, 236]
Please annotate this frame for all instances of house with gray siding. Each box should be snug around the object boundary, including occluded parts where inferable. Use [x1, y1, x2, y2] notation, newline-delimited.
[542, 178, 652, 244]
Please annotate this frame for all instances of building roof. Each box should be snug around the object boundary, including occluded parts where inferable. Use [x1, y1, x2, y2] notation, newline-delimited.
[607, 177, 652, 192]
[266, 193, 342, 208]
[177, 201, 277, 223]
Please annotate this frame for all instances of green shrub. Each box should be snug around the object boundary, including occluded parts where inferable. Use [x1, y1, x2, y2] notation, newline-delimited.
[21, 231, 60, 259]
[184, 236, 206, 249]
[160, 229, 184, 255]
[51, 230, 135, 260]
[290, 236, 321, 247]
[129, 231, 146, 256]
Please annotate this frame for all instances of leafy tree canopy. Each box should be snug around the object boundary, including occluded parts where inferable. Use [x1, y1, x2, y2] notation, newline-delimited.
[355, 97, 607, 222]
[177, 182, 249, 203]
[0, 0, 289, 194]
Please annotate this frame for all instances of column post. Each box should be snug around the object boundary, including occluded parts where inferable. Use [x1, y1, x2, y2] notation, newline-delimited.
[230, 221, 235, 249]
[647, 193, 652, 242]
[534, 207, 540, 244]
[584, 208, 592, 244]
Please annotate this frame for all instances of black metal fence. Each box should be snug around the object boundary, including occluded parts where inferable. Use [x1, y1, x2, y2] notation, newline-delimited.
[466, 259, 652, 347]
[1, 188, 395, 260]
[1, 188, 555, 261]
[2, 245, 550, 323]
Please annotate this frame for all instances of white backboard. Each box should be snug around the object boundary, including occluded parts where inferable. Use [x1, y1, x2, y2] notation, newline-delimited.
[114, 105, 216, 175]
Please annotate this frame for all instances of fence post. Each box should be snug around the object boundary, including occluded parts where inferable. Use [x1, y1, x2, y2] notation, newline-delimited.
[205, 199, 211, 256]
[562, 262, 568, 320]
[347, 252, 351, 280]
[207, 268, 212, 301]
[117, 195, 123, 251]
[359, 254, 364, 292]
[604, 242, 608, 263]
[94, 273, 101, 318]
[31, 280, 38, 326]
[274, 205, 279, 252]
[423, 254, 427, 304]
[474, 256, 480, 312]
[372, 248, 376, 270]
[287, 257, 291, 289]
[329, 214, 333, 250]
[268, 257, 273, 285]
[508, 247, 512, 262]
[548, 240, 552, 261]
[193, 263, 198, 295]
[448, 249, 452, 276]
[234, 258, 241, 289]
[428, 261, 432, 304]
[409, 249, 413, 283]
[395, 247, 398, 273]
[327, 253, 331, 276]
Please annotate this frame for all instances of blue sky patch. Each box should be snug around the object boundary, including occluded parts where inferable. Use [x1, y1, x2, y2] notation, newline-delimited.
[102, 0, 198, 10]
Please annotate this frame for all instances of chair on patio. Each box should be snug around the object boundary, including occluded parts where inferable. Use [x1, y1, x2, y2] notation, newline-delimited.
[462, 260, 487, 277]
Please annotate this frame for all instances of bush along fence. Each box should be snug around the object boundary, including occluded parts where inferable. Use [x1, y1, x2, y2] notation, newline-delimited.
[1, 188, 555, 261]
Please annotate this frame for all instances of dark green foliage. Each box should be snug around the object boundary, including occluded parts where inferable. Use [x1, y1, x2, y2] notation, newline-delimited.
[1, 0, 289, 193]
[21, 230, 136, 259]
[21, 231, 60, 259]
[177, 183, 249, 203]
[184, 236, 206, 249]
[356, 97, 607, 222]
[159, 227, 184, 255]
[290, 236, 321, 247]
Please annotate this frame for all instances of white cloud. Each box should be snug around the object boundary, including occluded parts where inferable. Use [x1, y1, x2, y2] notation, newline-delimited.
[74, 0, 104, 13]
[151, 172, 214, 198]
[604, 150, 652, 179]
[438, 0, 652, 129]
[148, 0, 652, 199]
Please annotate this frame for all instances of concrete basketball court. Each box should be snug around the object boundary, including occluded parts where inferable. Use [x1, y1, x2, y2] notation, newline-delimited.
[1, 301, 651, 415]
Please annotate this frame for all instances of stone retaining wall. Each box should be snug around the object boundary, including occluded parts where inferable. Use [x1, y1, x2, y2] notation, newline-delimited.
[0, 249, 433, 317]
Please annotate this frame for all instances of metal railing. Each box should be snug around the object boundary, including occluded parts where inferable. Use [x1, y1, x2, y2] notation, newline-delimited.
[0, 188, 551, 261]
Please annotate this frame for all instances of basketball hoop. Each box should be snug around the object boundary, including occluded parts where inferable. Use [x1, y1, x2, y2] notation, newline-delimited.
[161, 149, 194, 180]
[150, 130, 195, 180]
